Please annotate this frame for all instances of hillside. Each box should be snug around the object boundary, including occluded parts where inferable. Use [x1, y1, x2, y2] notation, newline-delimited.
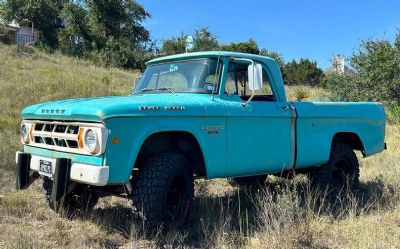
[0, 44, 399, 248]
[0, 44, 136, 175]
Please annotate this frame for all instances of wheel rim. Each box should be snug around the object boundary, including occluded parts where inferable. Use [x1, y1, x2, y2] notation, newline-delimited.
[165, 175, 185, 221]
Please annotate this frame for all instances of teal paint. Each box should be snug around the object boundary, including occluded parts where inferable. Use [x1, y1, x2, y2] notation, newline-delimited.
[20, 51, 386, 184]
[24, 145, 104, 166]
[294, 101, 386, 168]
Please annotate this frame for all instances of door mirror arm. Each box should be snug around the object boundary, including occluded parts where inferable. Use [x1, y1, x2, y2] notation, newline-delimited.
[241, 91, 255, 107]
[230, 57, 263, 107]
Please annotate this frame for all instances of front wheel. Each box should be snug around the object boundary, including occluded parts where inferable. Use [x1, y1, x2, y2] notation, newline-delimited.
[132, 153, 194, 231]
[310, 143, 360, 191]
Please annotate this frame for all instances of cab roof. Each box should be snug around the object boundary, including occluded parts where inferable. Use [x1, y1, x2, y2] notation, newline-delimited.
[147, 51, 287, 102]
[147, 51, 277, 65]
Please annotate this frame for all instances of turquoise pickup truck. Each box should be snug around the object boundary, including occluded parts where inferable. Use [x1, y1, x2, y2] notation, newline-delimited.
[16, 51, 386, 229]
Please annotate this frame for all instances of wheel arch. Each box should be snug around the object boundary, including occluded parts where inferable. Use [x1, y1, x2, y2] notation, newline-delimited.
[132, 130, 208, 178]
[331, 132, 365, 156]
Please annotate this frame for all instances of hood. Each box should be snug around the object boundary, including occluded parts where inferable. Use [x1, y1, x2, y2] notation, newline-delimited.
[21, 93, 216, 122]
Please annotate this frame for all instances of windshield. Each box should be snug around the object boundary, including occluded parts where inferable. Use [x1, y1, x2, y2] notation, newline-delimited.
[133, 58, 220, 94]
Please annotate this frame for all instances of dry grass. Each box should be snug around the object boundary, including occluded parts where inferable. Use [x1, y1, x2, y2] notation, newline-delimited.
[0, 44, 137, 172]
[0, 44, 399, 248]
[285, 85, 332, 102]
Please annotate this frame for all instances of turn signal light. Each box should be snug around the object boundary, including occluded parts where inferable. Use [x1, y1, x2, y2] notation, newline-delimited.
[77, 127, 85, 148]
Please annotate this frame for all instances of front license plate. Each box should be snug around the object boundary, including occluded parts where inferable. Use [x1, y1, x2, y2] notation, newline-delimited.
[39, 160, 53, 177]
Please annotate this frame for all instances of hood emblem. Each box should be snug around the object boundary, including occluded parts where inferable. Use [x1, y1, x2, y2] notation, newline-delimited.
[41, 109, 66, 114]
[164, 106, 185, 111]
[139, 106, 186, 111]
[139, 106, 161, 111]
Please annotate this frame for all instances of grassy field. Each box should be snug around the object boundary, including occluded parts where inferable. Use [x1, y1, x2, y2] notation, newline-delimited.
[0, 44, 399, 248]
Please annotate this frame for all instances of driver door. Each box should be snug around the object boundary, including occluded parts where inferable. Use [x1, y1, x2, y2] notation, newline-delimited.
[224, 61, 294, 177]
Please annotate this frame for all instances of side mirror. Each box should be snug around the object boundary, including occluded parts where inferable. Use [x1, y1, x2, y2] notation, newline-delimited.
[248, 63, 263, 91]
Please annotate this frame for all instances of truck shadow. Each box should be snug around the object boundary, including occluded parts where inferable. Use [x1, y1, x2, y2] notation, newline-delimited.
[86, 176, 398, 247]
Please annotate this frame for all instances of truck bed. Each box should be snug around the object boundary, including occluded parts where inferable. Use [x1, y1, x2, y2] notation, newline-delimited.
[293, 101, 386, 169]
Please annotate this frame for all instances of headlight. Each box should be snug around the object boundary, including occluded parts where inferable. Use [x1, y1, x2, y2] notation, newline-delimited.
[20, 124, 30, 144]
[84, 129, 98, 154]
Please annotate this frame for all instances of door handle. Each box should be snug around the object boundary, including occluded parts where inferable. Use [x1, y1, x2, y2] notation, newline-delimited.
[279, 105, 290, 111]
[277, 104, 295, 111]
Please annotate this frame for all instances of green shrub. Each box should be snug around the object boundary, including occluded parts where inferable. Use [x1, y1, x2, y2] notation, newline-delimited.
[88, 36, 155, 70]
[386, 104, 400, 124]
[283, 58, 325, 87]
[0, 22, 10, 44]
[325, 32, 400, 121]
[293, 86, 311, 101]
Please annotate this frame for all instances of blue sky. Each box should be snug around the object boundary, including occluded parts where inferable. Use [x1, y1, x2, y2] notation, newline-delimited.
[139, 0, 400, 69]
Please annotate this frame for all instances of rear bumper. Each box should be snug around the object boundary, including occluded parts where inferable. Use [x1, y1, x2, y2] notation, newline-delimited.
[16, 151, 109, 186]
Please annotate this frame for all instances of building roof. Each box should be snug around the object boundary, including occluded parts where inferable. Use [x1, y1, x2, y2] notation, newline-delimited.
[7, 20, 20, 28]
[325, 64, 352, 74]
[325, 56, 352, 75]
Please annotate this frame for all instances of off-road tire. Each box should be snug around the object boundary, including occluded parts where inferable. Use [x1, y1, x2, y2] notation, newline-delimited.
[43, 177, 99, 215]
[310, 143, 360, 191]
[230, 175, 267, 188]
[132, 153, 194, 231]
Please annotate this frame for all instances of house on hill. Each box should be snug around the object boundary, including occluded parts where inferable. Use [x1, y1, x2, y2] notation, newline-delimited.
[3, 21, 39, 45]
[325, 56, 352, 75]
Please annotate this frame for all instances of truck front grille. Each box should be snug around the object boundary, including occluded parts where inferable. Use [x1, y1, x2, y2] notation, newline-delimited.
[24, 120, 108, 156]
[29, 121, 84, 154]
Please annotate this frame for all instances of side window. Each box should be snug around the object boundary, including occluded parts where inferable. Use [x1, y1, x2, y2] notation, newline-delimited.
[225, 62, 275, 101]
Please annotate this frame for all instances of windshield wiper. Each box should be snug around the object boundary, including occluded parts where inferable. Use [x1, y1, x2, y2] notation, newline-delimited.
[132, 88, 156, 94]
[157, 86, 176, 95]
[132, 86, 176, 95]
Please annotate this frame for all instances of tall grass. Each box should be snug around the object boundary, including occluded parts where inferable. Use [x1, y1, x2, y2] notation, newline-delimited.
[285, 85, 331, 102]
[0, 44, 135, 129]
[0, 44, 136, 172]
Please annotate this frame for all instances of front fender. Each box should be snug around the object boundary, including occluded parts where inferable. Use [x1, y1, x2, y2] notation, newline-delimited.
[103, 116, 226, 184]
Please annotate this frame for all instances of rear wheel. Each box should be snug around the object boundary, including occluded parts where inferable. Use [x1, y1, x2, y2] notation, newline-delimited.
[42, 177, 99, 215]
[132, 153, 194, 231]
[310, 143, 360, 191]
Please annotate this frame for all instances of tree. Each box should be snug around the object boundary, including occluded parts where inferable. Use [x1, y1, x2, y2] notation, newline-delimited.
[326, 32, 400, 105]
[260, 48, 285, 68]
[91, 36, 155, 69]
[283, 59, 324, 87]
[160, 27, 218, 55]
[220, 39, 260, 54]
[0, 0, 152, 68]
[220, 40, 285, 68]
[58, 0, 152, 69]
[85, 0, 150, 49]
[193, 27, 218, 51]
[58, 2, 91, 56]
[0, 0, 61, 47]
[0, 21, 10, 43]
[161, 32, 186, 55]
